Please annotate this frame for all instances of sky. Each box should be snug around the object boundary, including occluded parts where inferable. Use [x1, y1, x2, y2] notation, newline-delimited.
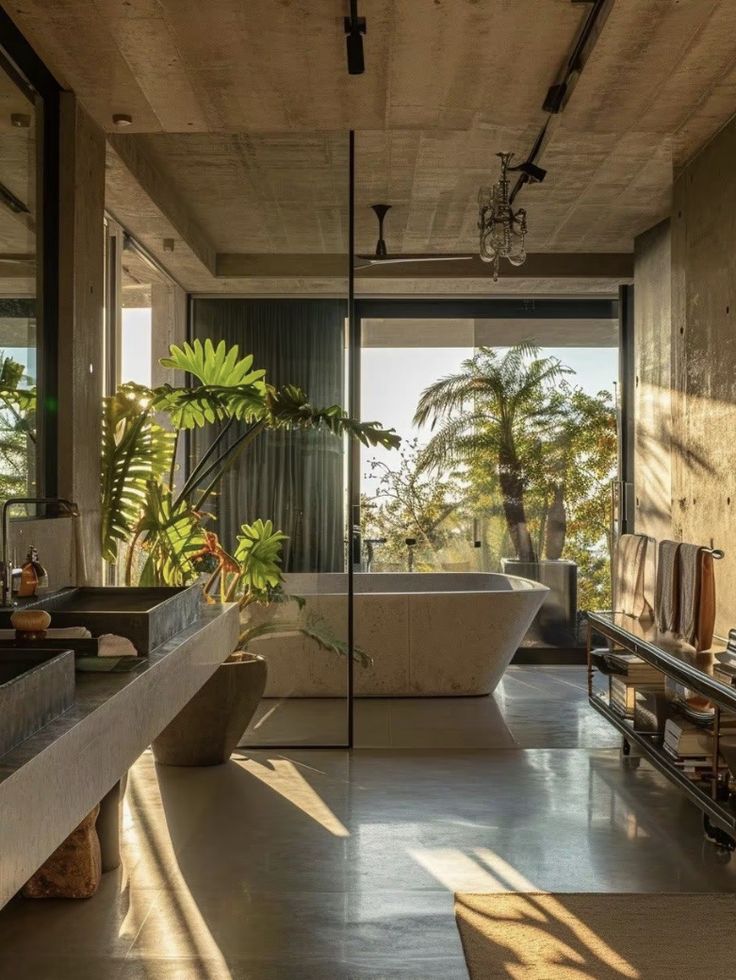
[121, 307, 153, 386]
[361, 344, 619, 494]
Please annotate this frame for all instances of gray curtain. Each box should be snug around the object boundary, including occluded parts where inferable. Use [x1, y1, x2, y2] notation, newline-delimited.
[191, 298, 346, 572]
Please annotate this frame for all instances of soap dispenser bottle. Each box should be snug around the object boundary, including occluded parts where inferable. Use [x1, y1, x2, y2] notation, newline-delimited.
[17, 546, 48, 598]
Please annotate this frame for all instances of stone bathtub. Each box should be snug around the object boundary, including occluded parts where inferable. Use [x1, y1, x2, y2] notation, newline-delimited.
[248, 572, 548, 697]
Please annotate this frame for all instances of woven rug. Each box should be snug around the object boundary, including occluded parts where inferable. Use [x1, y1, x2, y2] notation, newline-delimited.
[455, 892, 736, 979]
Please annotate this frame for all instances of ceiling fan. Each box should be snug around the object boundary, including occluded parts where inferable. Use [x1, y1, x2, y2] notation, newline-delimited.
[355, 204, 474, 269]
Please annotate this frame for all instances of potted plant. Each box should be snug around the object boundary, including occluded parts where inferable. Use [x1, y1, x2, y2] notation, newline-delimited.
[100, 339, 398, 763]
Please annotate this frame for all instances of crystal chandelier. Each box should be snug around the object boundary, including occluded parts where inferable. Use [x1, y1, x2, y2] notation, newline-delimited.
[477, 152, 527, 281]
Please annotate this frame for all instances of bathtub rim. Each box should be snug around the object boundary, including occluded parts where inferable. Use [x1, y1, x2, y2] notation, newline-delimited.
[280, 571, 551, 599]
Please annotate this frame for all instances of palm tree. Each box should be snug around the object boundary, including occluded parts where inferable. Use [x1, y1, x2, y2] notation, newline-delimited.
[413, 344, 568, 563]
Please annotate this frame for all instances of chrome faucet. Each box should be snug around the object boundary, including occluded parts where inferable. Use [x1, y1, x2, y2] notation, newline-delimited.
[1, 497, 79, 607]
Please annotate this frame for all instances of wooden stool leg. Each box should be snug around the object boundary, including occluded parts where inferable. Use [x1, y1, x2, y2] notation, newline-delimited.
[22, 806, 102, 899]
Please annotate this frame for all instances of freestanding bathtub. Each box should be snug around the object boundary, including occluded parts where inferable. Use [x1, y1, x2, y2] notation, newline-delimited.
[247, 572, 548, 697]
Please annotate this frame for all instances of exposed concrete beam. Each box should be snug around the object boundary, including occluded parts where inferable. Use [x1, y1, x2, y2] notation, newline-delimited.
[108, 134, 217, 276]
[216, 252, 633, 280]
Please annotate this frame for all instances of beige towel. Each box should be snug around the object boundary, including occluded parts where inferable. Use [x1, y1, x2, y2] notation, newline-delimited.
[678, 542, 702, 645]
[655, 540, 680, 633]
[614, 534, 654, 619]
[97, 633, 138, 658]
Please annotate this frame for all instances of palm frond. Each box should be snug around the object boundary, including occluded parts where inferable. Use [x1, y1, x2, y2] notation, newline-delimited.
[100, 385, 175, 563]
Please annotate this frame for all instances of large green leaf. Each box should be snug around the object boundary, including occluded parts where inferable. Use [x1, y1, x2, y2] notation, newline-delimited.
[152, 382, 267, 430]
[154, 339, 268, 429]
[267, 384, 401, 449]
[160, 339, 267, 388]
[233, 519, 288, 595]
[136, 482, 207, 586]
[100, 384, 174, 563]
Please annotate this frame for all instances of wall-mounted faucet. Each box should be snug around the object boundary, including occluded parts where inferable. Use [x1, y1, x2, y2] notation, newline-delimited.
[1, 497, 79, 607]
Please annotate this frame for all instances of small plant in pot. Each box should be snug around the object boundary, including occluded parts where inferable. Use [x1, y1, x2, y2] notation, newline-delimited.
[100, 340, 397, 765]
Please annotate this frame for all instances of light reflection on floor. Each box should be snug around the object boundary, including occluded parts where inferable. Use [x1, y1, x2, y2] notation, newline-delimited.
[0, 670, 733, 977]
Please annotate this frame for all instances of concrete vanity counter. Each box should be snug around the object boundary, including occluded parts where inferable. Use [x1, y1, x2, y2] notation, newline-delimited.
[0, 601, 239, 909]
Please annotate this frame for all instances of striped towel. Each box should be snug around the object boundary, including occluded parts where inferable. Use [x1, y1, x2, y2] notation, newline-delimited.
[655, 540, 680, 633]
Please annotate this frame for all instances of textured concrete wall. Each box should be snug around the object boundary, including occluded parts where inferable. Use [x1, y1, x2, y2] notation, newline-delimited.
[634, 220, 672, 543]
[57, 94, 106, 584]
[635, 117, 736, 639]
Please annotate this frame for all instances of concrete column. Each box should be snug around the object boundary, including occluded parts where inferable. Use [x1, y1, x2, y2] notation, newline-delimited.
[150, 281, 187, 387]
[57, 93, 106, 584]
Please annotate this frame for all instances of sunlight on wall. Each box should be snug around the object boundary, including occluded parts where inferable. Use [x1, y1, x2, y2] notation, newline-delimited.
[237, 757, 350, 837]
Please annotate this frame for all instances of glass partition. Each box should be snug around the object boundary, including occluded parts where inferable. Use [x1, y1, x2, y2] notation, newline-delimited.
[189, 133, 352, 747]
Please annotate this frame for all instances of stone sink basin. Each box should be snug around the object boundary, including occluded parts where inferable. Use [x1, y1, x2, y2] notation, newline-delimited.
[0, 585, 202, 655]
[0, 648, 75, 758]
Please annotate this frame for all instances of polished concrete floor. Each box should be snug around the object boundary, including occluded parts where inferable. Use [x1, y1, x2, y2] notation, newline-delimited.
[0, 668, 734, 979]
[244, 665, 619, 749]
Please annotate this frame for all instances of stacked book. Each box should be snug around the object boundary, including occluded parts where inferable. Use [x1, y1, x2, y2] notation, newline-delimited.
[609, 675, 665, 719]
[605, 652, 665, 719]
[603, 651, 664, 684]
[663, 716, 736, 781]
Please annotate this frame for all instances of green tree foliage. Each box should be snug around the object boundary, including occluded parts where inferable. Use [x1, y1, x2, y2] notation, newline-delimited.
[361, 439, 465, 570]
[414, 344, 569, 562]
[0, 353, 36, 503]
[367, 345, 617, 607]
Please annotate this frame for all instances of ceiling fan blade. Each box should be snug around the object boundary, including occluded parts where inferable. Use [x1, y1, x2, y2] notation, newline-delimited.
[356, 254, 475, 265]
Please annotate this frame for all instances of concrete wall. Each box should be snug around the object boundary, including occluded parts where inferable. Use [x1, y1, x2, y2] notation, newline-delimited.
[150, 282, 187, 387]
[634, 219, 672, 543]
[635, 117, 736, 639]
[57, 94, 106, 584]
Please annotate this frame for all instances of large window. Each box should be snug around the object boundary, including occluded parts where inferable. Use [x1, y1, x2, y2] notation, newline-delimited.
[0, 55, 40, 502]
[359, 311, 620, 646]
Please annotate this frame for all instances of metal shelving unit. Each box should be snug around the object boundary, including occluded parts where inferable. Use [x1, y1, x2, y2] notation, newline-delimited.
[587, 611, 736, 849]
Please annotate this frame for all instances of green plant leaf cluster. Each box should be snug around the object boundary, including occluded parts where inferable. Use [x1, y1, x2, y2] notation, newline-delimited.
[100, 339, 399, 597]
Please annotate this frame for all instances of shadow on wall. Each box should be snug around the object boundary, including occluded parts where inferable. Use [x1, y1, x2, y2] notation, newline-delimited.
[636, 380, 717, 533]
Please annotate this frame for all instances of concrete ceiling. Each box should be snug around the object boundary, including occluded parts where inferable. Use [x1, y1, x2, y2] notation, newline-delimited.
[8, 0, 736, 295]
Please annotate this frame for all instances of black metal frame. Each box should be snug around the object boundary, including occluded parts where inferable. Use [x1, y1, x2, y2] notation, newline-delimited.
[618, 283, 635, 532]
[349, 294, 623, 533]
[0, 7, 63, 496]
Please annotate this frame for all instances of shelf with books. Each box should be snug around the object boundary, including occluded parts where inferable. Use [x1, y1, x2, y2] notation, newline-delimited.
[589, 692, 736, 836]
[586, 612, 736, 849]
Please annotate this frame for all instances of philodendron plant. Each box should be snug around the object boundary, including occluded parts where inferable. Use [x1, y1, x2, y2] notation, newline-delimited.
[100, 339, 398, 661]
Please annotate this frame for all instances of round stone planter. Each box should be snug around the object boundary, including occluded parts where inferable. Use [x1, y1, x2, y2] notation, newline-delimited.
[152, 652, 267, 766]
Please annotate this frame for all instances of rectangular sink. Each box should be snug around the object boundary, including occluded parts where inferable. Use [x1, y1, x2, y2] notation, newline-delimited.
[0, 649, 75, 758]
[1, 585, 202, 655]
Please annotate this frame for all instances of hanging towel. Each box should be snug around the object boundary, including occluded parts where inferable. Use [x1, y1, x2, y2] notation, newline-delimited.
[614, 534, 653, 619]
[655, 540, 680, 633]
[695, 550, 716, 651]
[678, 543, 702, 645]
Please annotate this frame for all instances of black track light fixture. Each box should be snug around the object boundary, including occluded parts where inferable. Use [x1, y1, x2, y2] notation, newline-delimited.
[509, 160, 548, 184]
[344, 0, 366, 75]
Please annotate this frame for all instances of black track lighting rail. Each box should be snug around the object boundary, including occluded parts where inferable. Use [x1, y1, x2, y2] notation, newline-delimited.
[509, 0, 613, 206]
